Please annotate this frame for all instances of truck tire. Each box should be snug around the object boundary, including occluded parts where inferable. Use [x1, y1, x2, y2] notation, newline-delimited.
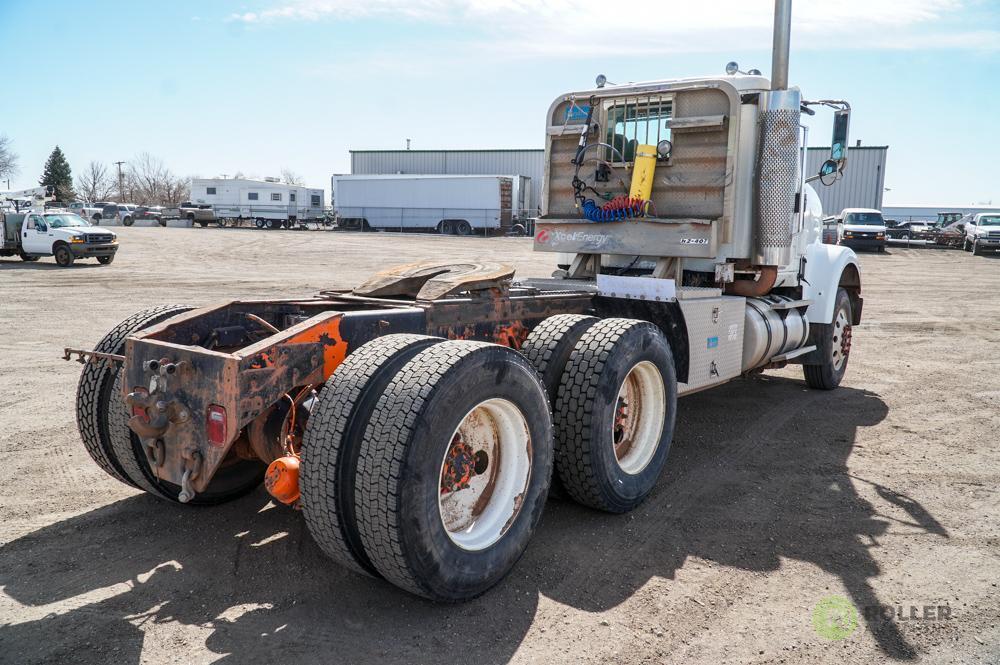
[97, 255, 114, 265]
[553, 318, 677, 513]
[122, 216, 133, 227]
[198, 220, 208, 228]
[520, 314, 599, 498]
[54, 243, 75, 267]
[92, 214, 102, 222]
[254, 219, 266, 229]
[438, 220, 453, 235]
[301, 334, 442, 577]
[455, 220, 472, 236]
[76, 305, 193, 487]
[972, 239, 982, 256]
[520, 314, 600, 406]
[803, 287, 853, 390]
[354, 341, 553, 601]
[18, 251, 38, 262]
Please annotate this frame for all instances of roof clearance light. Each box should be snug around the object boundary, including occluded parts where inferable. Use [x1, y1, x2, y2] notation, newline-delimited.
[595, 74, 607, 88]
[725, 61, 739, 75]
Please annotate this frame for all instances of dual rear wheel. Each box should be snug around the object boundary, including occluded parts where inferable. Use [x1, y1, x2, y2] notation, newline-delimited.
[301, 317, 678, 600]
[301, 338, 554, 600]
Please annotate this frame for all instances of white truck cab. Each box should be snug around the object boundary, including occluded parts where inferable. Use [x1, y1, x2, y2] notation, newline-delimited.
[1, 210, 119, 266]
[963, 212, 1000, 255]
[836, 208, 886, 252]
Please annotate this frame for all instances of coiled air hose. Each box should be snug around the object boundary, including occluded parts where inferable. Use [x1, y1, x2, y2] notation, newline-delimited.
[582, 196, 651, 222]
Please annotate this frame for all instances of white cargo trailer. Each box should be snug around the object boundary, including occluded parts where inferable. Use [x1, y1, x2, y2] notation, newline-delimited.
[330, 174, 531, 234]
[191, 178, 325, 227]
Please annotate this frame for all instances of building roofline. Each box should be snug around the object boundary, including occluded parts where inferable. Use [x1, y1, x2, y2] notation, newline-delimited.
[350, 149, 544, 154]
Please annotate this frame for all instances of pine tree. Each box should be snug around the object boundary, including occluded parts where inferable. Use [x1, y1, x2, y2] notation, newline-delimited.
[40, 146, 75, 202]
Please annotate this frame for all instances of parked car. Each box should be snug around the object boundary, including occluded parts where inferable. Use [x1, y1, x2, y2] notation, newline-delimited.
[835, 208, 887, 252]
[135, 205, 166, 226]
[885, 220, 931, 240]
[100, 203, 139, 226]
[66, 202, 105, 222]
[163, 201, 216, 226]
[963, 213, 1000, 255]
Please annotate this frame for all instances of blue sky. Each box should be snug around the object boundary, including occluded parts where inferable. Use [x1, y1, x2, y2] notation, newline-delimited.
[2, 0, 998, 205]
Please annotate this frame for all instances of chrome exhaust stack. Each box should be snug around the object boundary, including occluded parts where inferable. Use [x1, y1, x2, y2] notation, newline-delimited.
[754, 0, 800, 267]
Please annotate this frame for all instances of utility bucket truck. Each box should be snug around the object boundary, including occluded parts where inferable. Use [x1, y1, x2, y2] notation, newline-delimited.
[1, 187, 119, 266]
[66, 0, 862, 601]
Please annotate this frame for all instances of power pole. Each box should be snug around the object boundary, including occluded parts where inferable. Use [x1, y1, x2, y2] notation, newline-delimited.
[114, 161, 126, 202]
[406, 138, 411, 150]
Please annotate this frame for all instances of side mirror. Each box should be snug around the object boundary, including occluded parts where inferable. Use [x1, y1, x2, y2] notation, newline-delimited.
[830, 109, 850, 163]
[818, 159, 839, 185]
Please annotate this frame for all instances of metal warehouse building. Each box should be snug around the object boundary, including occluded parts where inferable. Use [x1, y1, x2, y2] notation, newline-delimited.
[350, 149, 545, 214]
[805, 144, 888, 216]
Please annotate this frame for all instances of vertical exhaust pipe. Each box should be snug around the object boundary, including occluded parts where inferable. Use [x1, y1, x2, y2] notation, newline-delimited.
[771, 0, 792, 90]
[754, 0, 799, 267]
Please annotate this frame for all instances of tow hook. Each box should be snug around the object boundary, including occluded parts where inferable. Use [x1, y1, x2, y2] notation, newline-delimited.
[178, 450, 204, 504]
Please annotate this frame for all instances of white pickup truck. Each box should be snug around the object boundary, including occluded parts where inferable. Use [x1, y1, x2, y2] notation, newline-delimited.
[67, 202, 105, 222]
[963, 213, 1000, 255]
[1, 210, 119, 266]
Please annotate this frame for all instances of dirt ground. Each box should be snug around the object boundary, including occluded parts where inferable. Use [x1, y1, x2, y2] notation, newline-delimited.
[1, 227, 998, 664]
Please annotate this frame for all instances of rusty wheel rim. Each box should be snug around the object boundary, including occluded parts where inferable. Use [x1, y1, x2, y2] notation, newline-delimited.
[612, 361, 666, 475]
[437, 399, 531, 551]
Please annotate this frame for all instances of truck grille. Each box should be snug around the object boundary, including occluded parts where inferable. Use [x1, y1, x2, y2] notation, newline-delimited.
[86, 233, 114, 243]
[988, 231, 1000, 239]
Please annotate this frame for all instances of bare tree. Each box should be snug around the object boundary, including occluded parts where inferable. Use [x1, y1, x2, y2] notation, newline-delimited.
[0, 134, 20, 183]
[125, 152, 189, 205]
[281, 168, 304, 185]
[75, 161, 117, 202]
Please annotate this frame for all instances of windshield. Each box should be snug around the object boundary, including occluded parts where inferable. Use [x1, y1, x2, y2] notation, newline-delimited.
[45, 213, 90, 228]
[979, 216, 1000, 227]
[844, 212, 884, 225]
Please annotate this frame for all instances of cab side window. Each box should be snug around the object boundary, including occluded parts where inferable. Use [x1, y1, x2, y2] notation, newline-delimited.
[29, 215, 46, 232]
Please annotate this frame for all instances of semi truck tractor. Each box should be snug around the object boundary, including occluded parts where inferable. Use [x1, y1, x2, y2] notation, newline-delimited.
[67, 0, 862, 601]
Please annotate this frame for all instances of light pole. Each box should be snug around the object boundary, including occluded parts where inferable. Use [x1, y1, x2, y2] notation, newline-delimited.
[114, 161, 126, 202]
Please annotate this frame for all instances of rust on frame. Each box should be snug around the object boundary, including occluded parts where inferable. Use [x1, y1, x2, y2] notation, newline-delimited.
[283, 314, 349, 380]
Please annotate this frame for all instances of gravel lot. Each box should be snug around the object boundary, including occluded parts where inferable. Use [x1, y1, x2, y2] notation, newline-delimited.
[1, 227, 998, 664]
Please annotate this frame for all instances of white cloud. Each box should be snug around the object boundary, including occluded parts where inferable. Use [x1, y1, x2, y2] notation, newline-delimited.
[227, 0, 999, 54]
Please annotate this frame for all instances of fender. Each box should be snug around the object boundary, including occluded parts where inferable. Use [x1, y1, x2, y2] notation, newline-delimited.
[801, 242, 862, 325]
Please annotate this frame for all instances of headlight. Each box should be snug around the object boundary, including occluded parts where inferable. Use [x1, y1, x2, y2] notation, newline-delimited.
[843, 231, 853, 238]
[70, 236, 85, 243]
[876, 232, 885, 239]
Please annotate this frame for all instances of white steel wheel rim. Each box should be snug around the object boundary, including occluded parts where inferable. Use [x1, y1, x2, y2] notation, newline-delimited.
[831, 307, 851, 371]
[612, 361, 666, 475]
[437, 398, 532, 551]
